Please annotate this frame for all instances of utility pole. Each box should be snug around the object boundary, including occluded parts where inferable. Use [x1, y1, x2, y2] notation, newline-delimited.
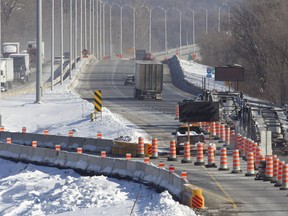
[69, 0, 73, 79]
[60, 0, 64, 84]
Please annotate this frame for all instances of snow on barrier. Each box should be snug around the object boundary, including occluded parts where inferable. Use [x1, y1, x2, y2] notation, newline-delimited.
[0, 142, 201, 208]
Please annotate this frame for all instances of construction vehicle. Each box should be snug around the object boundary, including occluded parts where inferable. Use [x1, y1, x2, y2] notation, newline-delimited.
[172, 123, 207, 154]
[134, 61, 163, 100]
[27, 40, 45, 66]
[9, 53, 30, 83]
[0, 58, 14, 89]
[2, 42, 20, 58]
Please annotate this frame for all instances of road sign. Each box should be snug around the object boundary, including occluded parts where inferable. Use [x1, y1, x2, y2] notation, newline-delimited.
[93, 90, 102, 113]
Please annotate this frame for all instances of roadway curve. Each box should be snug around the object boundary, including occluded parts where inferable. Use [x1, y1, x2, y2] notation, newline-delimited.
[75, 59, 288, 216]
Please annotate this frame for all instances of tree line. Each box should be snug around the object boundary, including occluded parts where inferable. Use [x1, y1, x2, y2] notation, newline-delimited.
[200, 0, 288, 105]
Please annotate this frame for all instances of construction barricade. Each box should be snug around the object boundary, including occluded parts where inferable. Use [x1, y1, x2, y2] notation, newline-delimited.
[168, 140, 177, 161]
[280, 164, 288, 190]
[182, 142, 192, 163]
[275, 161, 285, 187]
[218, 147, 229, 171]
[137, 137, 145, 157]
[194, 142, 204, 165]
[231, 149, 242, 173]
[151, 138, 158, 159]
[205, 143, 217, 168]
[245, 152, 255, 176]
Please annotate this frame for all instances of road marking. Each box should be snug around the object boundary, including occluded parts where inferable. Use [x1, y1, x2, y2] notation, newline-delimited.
[202, 166, 238, 209]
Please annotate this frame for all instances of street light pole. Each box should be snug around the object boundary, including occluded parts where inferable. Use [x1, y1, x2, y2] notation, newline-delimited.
[99, 1, 102, 59]
[80, 0, 83, 57]
[51, 0, 54, 91]
[89, 0, 92, 53]
[120, 6, 123, 55]
[36, 0, 43, 102]
[188, 8, 195, 53]
[157, 6, 167, 57]
[84, 0, 87, 49]
[102, 2, 106, 56]
[74, 0, 77, 61]
[133, 7, 136, 58]
[96, 0, 99, 59]
[60, 0, 63, 84]
[109, 5, 112, 58]
[216, 6, 221, 32]
[69, 0, 73, 79]
[173, 8, 182, 57]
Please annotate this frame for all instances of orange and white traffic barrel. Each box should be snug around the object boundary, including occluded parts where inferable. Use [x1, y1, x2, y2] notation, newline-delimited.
[175, 104, 179, 119]
[252, 142, 258, 161]
[205, 143, 217, 168]
[6, 137, 11, 144]
[168, 140, 177, 161]
[0, 126, 4, 131]
[144, 157, 150, 164]
[280, 164, 288, 190]
[22, 127, 27, 133]
[44, 129, 49, 136]
[101, 151, 107, 158]
[181, 142, 192, 163]
[181, 171, 188, 180]
[169, 164, 175, 173]
[224, 127, 230, 146]
[275, 161, 285, 187]
[216, 122, 221, 137]
[271, 157, 279, 183]
[220, 124, 226, 143]
[55, 145, 61, 151]
[126, 153, 132, 160]
[255, 146, 262, 170]
[151, 138, 158, 159]
[218, 147, 229, 171]
[158, 162, 165, 168]
[32, 141, 37, 148]
[211, 122, 216, 136]
[230, 130, 235, 147]
[264, 155, 273, 181]
[232, 149, 242, 173]
[137, 137, 145, 157]
[194, 142, 204, 165]
[77, 148, 83, 154]
[97, 132, 102, 139]
[68, 130, 73, 137]
[236, 134, 242, 151]
[245, 152, 255, 176]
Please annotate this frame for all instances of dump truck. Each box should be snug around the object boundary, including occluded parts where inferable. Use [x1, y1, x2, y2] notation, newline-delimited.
[2, 42, 20, 58]
[9, 53, 30, 83]
[0, 58, 14, 89]
[134, 61, 163, 100]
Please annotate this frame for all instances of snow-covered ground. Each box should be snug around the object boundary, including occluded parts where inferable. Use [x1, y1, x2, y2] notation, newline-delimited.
[0, 60, 197, 216]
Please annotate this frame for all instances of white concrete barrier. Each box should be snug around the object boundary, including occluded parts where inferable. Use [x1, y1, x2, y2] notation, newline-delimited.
[0, 142, 188, 201]
[86, 155, 102, 173]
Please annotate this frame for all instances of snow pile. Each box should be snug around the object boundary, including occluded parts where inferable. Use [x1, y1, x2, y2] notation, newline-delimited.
[1, 80, 150, 143]
[0, 159, 196, 216]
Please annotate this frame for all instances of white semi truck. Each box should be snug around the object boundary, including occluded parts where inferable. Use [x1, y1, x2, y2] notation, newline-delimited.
[2, 42, 20, 58]
[9, 53, 30, 83]
[134, 61, 163, 100]
[0, 58, 14, 90]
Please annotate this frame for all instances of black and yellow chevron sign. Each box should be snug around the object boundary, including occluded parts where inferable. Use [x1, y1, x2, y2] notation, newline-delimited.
[93, 90, 102, 112]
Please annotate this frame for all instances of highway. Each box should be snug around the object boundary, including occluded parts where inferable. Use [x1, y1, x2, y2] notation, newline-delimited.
[75, 59, 288, 216]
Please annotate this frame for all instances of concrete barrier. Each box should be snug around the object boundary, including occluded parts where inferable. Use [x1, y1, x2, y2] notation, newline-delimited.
[112, 159, 128, 177]
[35, 134, 57, 148]
[65, 152, 89, 170]
[54, 151, 68, 167]
[86, 155, 102, 173]
[0, 140, 193, 204]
